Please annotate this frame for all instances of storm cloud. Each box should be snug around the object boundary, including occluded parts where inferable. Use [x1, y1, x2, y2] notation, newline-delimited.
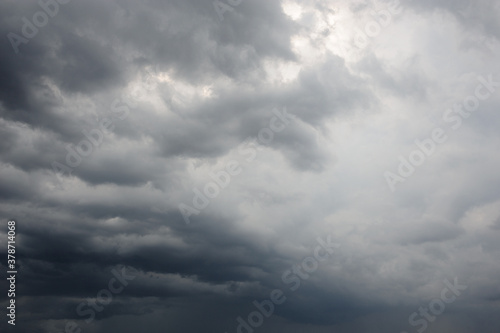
[1, 0, 500, 332]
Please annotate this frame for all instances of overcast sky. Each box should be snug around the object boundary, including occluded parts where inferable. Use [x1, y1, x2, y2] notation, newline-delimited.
[1, 0, 500, 332]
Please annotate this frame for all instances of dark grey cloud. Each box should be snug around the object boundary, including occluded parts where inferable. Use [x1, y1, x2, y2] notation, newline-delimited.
[1, 0, 500, 333]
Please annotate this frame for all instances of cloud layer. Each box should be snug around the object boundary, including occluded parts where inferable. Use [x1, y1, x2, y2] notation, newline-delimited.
[1, 0, 500, 332]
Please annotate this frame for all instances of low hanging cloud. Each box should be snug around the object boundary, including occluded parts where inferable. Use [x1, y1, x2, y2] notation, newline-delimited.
[1, 0, 500, 332]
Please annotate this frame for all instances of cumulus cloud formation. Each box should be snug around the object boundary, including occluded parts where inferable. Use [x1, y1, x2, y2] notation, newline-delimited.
[1, 0, 500, 332]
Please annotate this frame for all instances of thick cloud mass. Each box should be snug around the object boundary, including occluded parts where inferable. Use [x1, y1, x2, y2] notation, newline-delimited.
[1, 0, 500, 332]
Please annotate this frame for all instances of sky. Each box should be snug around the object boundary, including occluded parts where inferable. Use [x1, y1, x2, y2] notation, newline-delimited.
[1, 0, 500, 332]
